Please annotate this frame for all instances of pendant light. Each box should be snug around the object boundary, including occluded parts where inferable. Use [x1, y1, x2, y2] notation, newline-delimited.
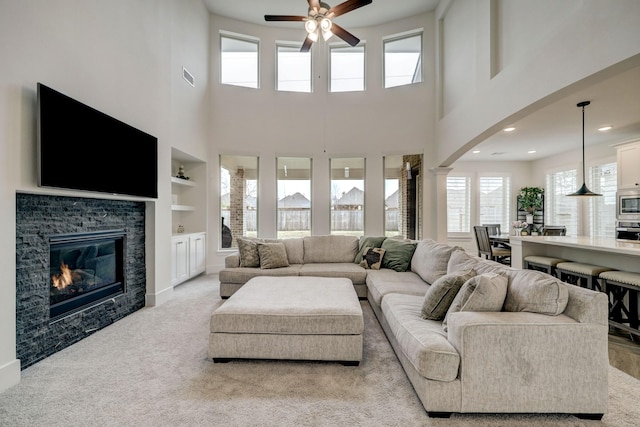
[567, 101, 602, 196]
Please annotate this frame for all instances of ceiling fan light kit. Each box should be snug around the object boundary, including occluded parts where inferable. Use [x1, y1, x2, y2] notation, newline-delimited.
[567, 100, 602, 197]
[265, 0, 372, 52]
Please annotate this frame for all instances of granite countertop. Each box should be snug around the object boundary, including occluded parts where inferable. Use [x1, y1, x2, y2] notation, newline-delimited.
[510, 235, 640, 256]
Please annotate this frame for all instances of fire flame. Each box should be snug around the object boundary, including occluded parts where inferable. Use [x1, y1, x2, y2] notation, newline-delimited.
[52, 262, 73, 290]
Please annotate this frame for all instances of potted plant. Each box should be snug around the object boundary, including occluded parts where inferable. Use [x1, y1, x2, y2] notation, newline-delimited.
[518, 187, 544, 213]
[518, 186, 544, 228]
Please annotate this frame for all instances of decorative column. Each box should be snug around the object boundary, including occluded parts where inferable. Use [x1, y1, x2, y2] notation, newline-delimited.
[431, 167, 453, 243]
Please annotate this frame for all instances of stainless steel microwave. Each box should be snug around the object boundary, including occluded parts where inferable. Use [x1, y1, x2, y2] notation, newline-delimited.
[617, 189, 640, 220]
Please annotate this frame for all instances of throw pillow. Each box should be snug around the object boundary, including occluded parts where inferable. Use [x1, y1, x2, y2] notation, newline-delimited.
[380, 238, 417, 272]
[411, 240, 462, 284]
[443, 272, 508, 332]
[237, 237, 261, 268]
[359, 247, 386, 270]
[421, 269, 477, 320]
[257, 242, 290, 269]
[354, 236, 387, 264]
[503, 269, 569, 315]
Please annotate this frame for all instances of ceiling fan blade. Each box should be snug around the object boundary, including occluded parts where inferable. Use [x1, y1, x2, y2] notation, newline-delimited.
[308, 0, 321, 12]
[300, 36, 314, 52]
[328, 0, 372, 18]
[264, 15, 307, 22]
[331, 23, 360, 47]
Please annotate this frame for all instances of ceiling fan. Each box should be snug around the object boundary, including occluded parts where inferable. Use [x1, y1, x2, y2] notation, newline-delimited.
[265, 0, 372, 52]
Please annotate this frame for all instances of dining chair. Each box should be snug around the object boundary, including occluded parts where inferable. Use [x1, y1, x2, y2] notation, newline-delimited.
[473, 226, 511, 265]
[542, 226, 567, 236]
[482, 223, 501, 236]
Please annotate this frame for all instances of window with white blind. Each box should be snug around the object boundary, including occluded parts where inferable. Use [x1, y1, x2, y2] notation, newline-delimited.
[447, 176, 471, 233]
[545, 169, 579, 236]
[589, 161, 617, 237]
[220, 33, 259, 89]
[479, 176, 510, 233]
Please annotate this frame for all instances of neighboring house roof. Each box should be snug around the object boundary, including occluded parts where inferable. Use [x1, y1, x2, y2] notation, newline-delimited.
[385, 190, 398, 209]
[335, 187, 364, 207]
[278, 192, 310, 208]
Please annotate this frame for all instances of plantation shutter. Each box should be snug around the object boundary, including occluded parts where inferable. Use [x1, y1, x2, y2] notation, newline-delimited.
[479, 176, 511, 233]
[589, 162, 617, 237]
[545, 169, 578, 236]
[447, 176, 471, 233]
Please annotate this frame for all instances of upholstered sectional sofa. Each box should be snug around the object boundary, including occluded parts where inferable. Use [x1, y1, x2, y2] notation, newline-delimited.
[218, 235, 609, 419]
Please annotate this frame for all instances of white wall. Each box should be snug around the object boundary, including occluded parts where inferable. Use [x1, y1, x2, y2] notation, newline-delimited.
[0, 0, 209, 392]
[207, 13, 437, 271]
[430, 0, 640, 241]
[435, 0, 640, 166]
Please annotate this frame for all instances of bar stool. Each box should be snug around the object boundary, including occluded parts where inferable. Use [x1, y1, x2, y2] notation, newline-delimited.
[523, 255, 568, 276]
[599, 271, 640, 340]
[555, 262, 613, 292]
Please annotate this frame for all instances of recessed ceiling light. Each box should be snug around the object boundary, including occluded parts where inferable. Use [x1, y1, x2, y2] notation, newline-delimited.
[598, 126, 612, 132]
[472, 150, 481, 154]
[503, 127, 516, 132]
[527, 150, 537, 154]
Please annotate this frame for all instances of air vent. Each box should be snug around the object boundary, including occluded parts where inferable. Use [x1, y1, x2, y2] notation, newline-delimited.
[491, 152, 506, 156]
[182, 67, 195, 87]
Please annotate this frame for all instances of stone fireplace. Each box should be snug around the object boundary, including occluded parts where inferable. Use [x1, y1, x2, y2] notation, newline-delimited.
[16, 194, 147, 369]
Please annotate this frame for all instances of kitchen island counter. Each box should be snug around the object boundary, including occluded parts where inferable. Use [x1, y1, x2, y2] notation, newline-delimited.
[510, 236, 640, 273]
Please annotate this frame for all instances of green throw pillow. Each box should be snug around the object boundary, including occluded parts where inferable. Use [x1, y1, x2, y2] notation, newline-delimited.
[354, 236, 387, 264]
[380, 239, 417, 272]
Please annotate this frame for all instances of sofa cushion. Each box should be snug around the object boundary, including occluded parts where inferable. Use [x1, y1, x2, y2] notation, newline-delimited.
[237, 237, 262, 268]
[279, 238, 304, 264]
[381, 238, 417, 272]
[359, 247, 385, 270]
[366, 270, 428, 306]
[355, 236, 387, 264]
[303, 235, 359, 263]
[447, 249, 480, 274]
[443, 272, 508, 332]
[411, 239, 460, 284]
[382, 293, 460, 382]
[421, 269, 477, 320]
[298, 263, 367, 285]
[504, 269, 569, 315]
[257, 242, 290, 269]
[219, 265, 303, 284]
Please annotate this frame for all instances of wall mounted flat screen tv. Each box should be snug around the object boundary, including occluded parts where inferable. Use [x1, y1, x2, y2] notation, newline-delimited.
[37, 83, 158, 198]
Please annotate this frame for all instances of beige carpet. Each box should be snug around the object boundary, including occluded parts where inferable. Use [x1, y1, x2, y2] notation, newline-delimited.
[1, 274, 639, 427]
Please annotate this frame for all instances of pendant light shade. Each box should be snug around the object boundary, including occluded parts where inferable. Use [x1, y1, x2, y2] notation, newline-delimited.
[567, 101, 602, 197]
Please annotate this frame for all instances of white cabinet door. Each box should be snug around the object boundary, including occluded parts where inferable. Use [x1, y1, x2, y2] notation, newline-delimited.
[618, 142, 640, 189]
[189, 233, 206, 276]
[171, 236, 189, 285]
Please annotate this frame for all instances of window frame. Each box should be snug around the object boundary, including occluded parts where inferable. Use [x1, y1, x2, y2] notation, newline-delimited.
[276, 157, 313, 239]
[219, 154, 259, 250]
[382, 29, 423, 89]
[477, 174, 511, 234]
[329, 42, 366, 93]
[330, 157, 366, 236]
[276, 41, 313, 93]
[588, 157, 617, 238]
[545, 166, 580, 237]
[219, 31, 260, 89]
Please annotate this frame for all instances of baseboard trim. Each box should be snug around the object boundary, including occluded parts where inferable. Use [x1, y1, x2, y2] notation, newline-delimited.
[0, 359, 21, 393]
[145, 286, 174, 307]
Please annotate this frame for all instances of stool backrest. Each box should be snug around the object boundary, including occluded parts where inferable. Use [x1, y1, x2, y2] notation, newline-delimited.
[543, 226, 566, 236]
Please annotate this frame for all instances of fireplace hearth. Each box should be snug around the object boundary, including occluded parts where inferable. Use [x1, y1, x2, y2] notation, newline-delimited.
[16, 193, 147, 369]
[49, 230, 126, 320]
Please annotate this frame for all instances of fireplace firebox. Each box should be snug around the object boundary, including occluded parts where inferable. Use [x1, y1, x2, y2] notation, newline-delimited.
[49, 230, 126, 320]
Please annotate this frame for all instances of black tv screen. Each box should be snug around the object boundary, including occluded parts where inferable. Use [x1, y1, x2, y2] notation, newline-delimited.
[37, 83, 158, 198]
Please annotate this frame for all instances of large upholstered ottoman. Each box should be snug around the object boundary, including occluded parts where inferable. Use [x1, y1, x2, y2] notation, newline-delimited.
[209, 276, 364, 365]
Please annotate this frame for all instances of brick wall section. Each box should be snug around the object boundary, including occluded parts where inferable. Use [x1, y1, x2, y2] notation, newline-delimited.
[230, 168, 245, 247]
[400, 155, 423, 239]
[15, 194, 146, 369]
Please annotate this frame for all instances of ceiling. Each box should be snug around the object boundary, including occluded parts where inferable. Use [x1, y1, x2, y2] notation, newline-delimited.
[203, 0, 440, 28]
[204, 1, 640, 163]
